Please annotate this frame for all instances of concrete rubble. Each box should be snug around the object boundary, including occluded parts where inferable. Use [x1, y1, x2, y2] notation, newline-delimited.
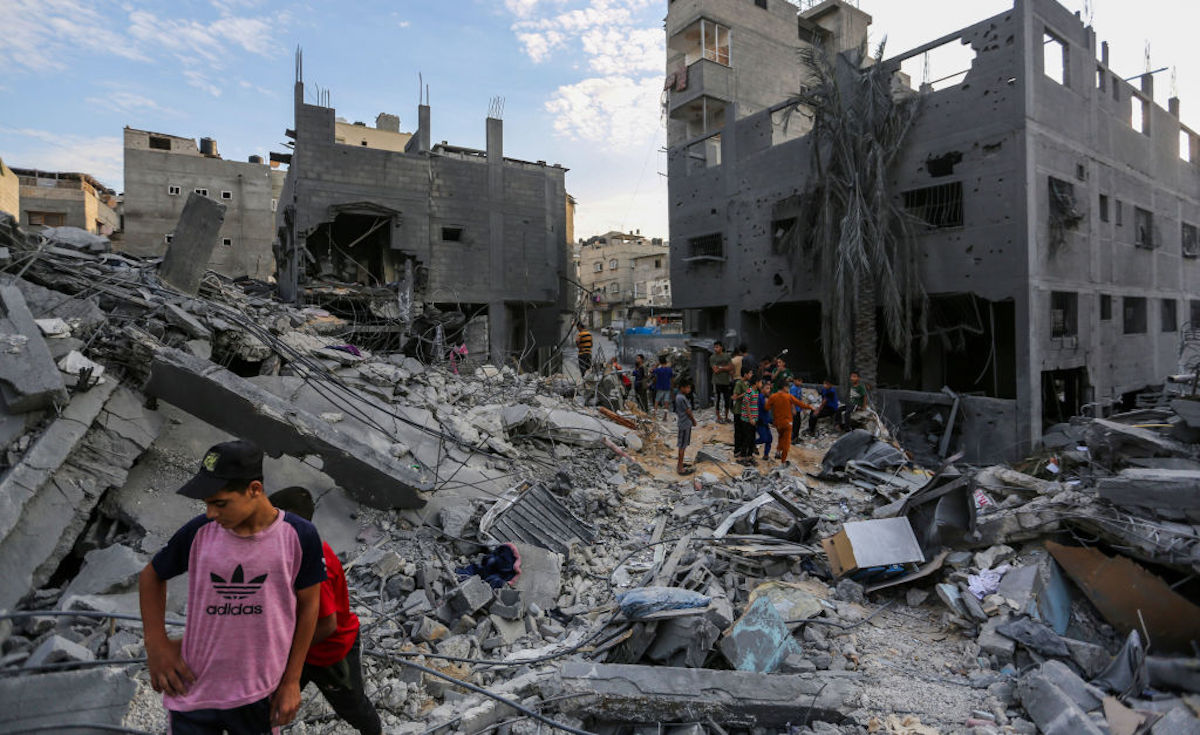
[0, 211, 1199, 734]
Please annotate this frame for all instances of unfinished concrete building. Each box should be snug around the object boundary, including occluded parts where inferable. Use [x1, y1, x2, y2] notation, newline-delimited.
[0, 157, 18, 219]
[666, 0, 1200, 457]
[122, 127, 285, 280]
[275, 62, 572, 367]
[578, 231, 669, 328]
[12, 168, 119, 236]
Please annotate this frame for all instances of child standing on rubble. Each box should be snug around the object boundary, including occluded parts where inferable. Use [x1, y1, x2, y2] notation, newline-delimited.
[653, 355, 674, 420]
[675, 380, 696, 475]
[767, 383, 812, 464]
[268, 487, 382, 735]
[138, 440, 325, 734]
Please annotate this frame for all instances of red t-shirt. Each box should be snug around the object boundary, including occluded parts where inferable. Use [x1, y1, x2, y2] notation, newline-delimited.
[306, 542, 359, 666]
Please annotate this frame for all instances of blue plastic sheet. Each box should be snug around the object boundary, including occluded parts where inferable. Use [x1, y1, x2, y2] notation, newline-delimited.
[617, 586, 710, 618]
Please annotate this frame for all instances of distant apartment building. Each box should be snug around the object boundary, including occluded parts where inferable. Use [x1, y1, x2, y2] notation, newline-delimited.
[11, 168, 118, 235]
[631, 250, 672, 319]
[0, 158, 17, 219]
[578, 231, 669, 328]
[122, 127, 285, 280]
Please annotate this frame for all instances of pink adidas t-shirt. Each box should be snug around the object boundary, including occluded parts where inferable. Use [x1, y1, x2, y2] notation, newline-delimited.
[151, 510, 326, 712]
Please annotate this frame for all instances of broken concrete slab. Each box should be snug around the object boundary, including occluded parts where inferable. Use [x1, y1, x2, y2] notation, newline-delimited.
[159, 192, 226, 295]
[1151, 706, 1200, 734]
[0, 380, 120, 609]
[1097, 469, 1200, 511]
[1085, 418, 1195, 466]
[550, 661, 857, 727]
[0, 668, 137, 731]
[448, 576, 493, 617]
[60, 543, 146, 599]
[145, 346, 433, 509]
[1017, 667, 1105, 735]
[0, 284, 69, 411]
[509, 543, 562, 611]
[313, 486, 360, 558]
[25, 634, 95, 667]
[501, 404, 641, 450]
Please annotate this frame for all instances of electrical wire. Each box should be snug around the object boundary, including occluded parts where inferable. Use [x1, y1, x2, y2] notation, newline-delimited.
[363, 650, 595, 735]
[1, 726, 156, 735]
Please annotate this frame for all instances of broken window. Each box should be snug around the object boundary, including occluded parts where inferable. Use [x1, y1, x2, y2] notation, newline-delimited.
[1132, 95, 1150, 136]
[902, 182, 963, 229]
[1162, 299, 1177, 332]
[1100, 294, 1112, 321]
[687, 233, 724, 261]
[771, 217, 798, 255]
[1050, 291, 1078, 338]
[1183, 222, 1199, 259]
[685, 133, 722, 172]
[1134, 207, 1154, 248]
[1043, 31, 1068, 86]
[164, 233, 174, 244]
[221, 190, 233, 201]
[1124, 296, 1147, 334]
[441, 227, 463, 242]
[168, 184, 181, 196]
[926, 151, 963, 178]
[149, 135, 171, 151]
[1099, 194, 1109, 223]
[1048, 177, 1082, 249]
[222, 237, 233, 247]
[26, 211, 65, 227]
[899, 36, 975, 92]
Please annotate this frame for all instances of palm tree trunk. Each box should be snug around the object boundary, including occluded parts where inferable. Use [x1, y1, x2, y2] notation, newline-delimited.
[852, 271, 878, 386]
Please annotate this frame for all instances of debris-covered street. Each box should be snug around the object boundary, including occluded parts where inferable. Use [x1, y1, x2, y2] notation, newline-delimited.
[0, 214, 1197, 735]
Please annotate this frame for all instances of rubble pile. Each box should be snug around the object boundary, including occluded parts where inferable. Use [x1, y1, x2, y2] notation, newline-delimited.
[0, 210, 1198, 735]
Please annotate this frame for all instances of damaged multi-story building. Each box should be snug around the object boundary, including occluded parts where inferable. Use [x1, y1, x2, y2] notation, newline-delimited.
[274, 59, 574, 367]
[122, 127, 285, 280]
[666, 0, 1200, 457]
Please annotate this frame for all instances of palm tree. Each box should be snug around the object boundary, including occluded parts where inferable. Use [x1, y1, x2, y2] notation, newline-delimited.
[784, 41, 927, 388]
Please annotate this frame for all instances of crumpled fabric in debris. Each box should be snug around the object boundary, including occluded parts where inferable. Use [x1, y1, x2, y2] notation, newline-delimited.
[1091, 630, 1148, 699]
[325, 344, 363, 357]
[616, 586, 710, 619]
[455, 543, 521, 588]
[967, 563, 1011, 599]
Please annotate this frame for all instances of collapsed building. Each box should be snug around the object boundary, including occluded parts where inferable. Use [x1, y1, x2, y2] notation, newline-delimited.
[273, 57, 574, 367]
[666, 0, 1200, 458]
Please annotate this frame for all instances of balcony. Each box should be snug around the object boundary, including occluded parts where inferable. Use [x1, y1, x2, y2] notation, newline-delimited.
[667, 58, 733, 116]
[669, 95, 728, 143]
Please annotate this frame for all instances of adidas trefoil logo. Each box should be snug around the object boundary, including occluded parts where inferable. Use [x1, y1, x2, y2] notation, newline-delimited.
[210, 564, 268, 600]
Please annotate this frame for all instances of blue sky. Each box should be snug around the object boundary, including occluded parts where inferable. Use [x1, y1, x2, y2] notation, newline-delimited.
[1, 0, 1198, 240]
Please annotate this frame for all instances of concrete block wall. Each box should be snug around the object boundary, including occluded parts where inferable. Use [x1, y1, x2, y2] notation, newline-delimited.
[0, 160, 19, 219]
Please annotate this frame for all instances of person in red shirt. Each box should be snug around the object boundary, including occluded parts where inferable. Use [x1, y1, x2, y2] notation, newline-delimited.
[269, 487, 382, 735]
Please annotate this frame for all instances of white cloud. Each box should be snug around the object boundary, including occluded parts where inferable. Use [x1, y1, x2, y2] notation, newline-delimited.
[398, 20, 411, 28]
[184, 70, 223, 97]
[546, 75, 662, 145]
[517, 31, 566, 63]
[0, 0, 147, 72]
[0, 128, 123, 191]
[86, 90, 179, 116]
[581, 26, 662, 75]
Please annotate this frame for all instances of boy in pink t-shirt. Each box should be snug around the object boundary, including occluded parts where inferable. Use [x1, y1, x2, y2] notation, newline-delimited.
[138, 440, 326, 734]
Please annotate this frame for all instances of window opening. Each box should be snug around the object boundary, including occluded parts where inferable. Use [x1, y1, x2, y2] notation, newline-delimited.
[609, 258, 618, 270]
[1050, 291, 1078, 338]
[222, 238, 233, 247]
[1162, 299, 1177, 332]
[1191, 300, 1200, 329]
[194, 188, 208, 197]
[164, 233, 174, 244]
[771, 217, 798, 254]
[1115, 200, 1123, 227]
[149, 136, 171, 151]
[686, 233, 724, 261]
[1096, 66, 1105, 90]
[1132, 95, 1150, 135]
[1100, 294, 1112, 320]
[441, 226, 463, 242]
[1099, 194, 1109, 222]
[221, 190, 233, 201]
[1124, 296, 1147, 334]
[1184, 222, 1199, 259]
[27, 211, 66, 227]
[593, 262, 603, 273]
[902, 182, 963, 228]
[168, 185, 181, 196]
[1134, 207, 1154, 248]
[1181, 130, 1193, 162]
[1043, 31, 1067, 86]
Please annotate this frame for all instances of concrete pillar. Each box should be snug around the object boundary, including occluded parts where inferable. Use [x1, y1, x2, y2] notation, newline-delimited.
[160, 193, 226, 295]
[1141, 73, 1154, 98]
[1169, 97, 1180, 118]
[416, 105, 431, 153]
[1101, 41, 1109, 67]
[487, 117, 506, 363]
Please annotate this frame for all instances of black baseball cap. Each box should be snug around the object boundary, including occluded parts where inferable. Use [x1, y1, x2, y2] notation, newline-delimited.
[177, 440, 264, 500]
